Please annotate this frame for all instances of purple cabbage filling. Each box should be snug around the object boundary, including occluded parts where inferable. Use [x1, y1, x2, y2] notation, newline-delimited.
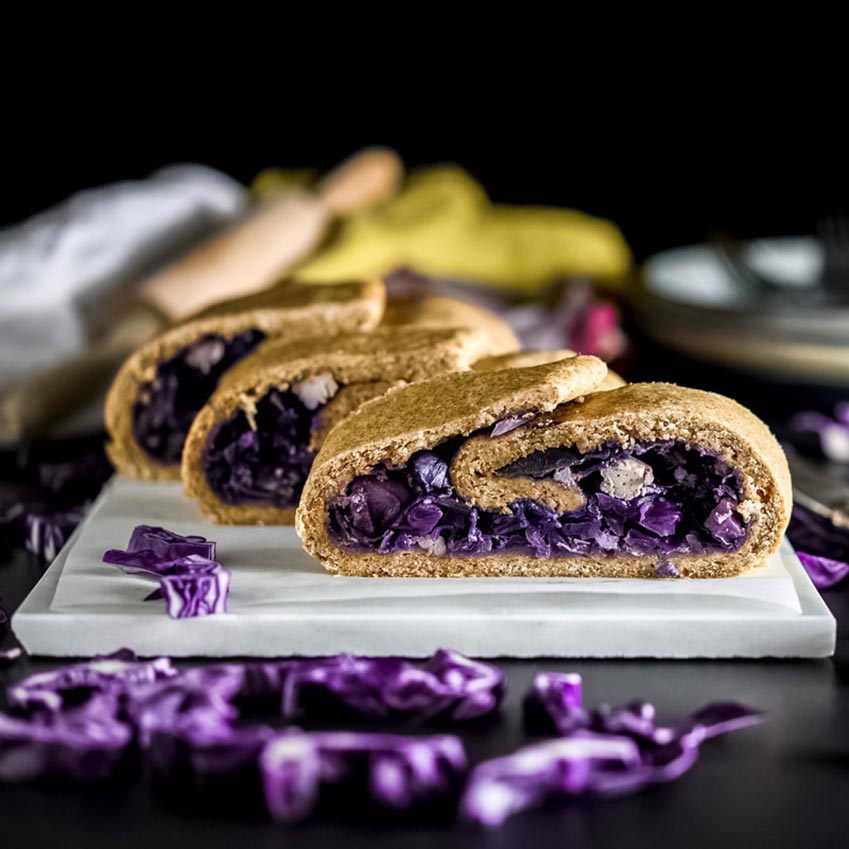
[328, 439, 749, 559]
[202, 388, 322, 509]
[132, 329, 266, 465]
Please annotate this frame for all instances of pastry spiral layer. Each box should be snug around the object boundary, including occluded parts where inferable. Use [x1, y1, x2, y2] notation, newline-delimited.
[182, 325, 514, 525]
[105, 279, 385, 481]
[296, 360, 791, 578]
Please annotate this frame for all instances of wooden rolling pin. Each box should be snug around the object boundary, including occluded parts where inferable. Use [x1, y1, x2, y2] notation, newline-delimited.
[140, 147, 402, 321]
[0, 148, 403, 441]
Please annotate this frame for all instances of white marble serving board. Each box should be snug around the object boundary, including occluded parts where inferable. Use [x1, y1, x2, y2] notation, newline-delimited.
[13, 479, 836, 659]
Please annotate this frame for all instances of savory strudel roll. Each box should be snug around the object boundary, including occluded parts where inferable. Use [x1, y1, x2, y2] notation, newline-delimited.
[296, 359, 792, 578]
[105, 279, 385, 481]
[181, 326, 498, 525]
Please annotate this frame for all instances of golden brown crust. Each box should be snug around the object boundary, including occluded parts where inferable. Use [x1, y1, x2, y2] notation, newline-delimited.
[310, 381, 405, 450]
[382, 296, 519, 360]
[190, 278, 385, 322]
[181, 327, 491, 525]
[473, 349, 626, 390]
[105, 279, 385, 481]
[450, 431, 587, 515]
[296, 357, 606, 561]
[296, 373, 791, 579]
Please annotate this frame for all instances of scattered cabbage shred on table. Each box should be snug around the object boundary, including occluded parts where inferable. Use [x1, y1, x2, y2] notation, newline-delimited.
[0, 600, 21, 662]
[103, 525, 229, 618]
[0, 650, 764, 827]
[0, 445, 114, 562]
[787, 504, 849, 589]
[459, 672, 764, 827]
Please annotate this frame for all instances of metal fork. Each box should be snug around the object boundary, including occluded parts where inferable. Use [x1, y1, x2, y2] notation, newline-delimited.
[710, 237, 783, 300]
[817, 214, 849, 296]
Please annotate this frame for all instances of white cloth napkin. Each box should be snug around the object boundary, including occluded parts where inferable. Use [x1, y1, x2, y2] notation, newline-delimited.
[0, 165, 246, 390]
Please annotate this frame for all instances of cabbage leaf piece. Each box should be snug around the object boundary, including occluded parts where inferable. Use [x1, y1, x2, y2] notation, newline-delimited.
[260, 730, 467, 823]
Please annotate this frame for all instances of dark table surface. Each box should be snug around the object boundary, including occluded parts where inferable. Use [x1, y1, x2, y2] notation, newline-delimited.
[2, 544, 849, 849]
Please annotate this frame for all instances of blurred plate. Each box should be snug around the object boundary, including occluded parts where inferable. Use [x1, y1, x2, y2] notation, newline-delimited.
[638, 238, 849, 386]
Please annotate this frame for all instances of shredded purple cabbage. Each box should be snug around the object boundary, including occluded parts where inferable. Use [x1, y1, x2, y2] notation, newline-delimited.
[1, 650, 763, 826]
[797, 551, 849, 589]
[523, 672, 764, 742]
[103, 523, 218, 581]
[126, 525, 216, 559]
[787, 504, 849, 560]
[787, 503, 849, 589]
[260, 731, 467, 824]
[459, 672, 765, 826]
[792, 405, 849, 463]
[106, 554, 225, 606]
[491, 412, 535, 438]
[422, 648, 505, 721]
[24, 506, 87, 561]
[132, 329, 266, 465]
[461, 734, 644, 826]
[687, 702, 768, 739]
[0, 694, 133, 783]
[9, 649, 177, 713]
[1, 648, 490, 801]
[329, 439, 749, 560]
[279, 649, 504, 724]
[202, 387, 321, 509]
[150, 720, 274, 784]
[126, 656, 486, 797]
[103, 526, 229, 617]
[160, 569, 231, 619]
[132, 675, 273, 781]
[128, 665, 245, 737]
[105, 551, 222, 579]
[521, 672, 583, 734]
[0, 441, 113, 562]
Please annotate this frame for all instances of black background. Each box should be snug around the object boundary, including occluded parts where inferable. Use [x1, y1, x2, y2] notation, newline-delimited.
[3, 81, 848, 263]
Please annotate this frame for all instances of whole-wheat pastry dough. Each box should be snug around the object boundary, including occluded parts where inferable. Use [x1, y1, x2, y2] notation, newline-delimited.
[182, 326, 496, 525]
[105, 279, 385, 481]
[382, 295, 519, 361]
[296, 361, 791, 578]
[473, 349, 626, 390]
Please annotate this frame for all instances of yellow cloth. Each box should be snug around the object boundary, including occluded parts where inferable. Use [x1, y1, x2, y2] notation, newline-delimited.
[251, 168, 319, 199]
[252, 165, 632, 293]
